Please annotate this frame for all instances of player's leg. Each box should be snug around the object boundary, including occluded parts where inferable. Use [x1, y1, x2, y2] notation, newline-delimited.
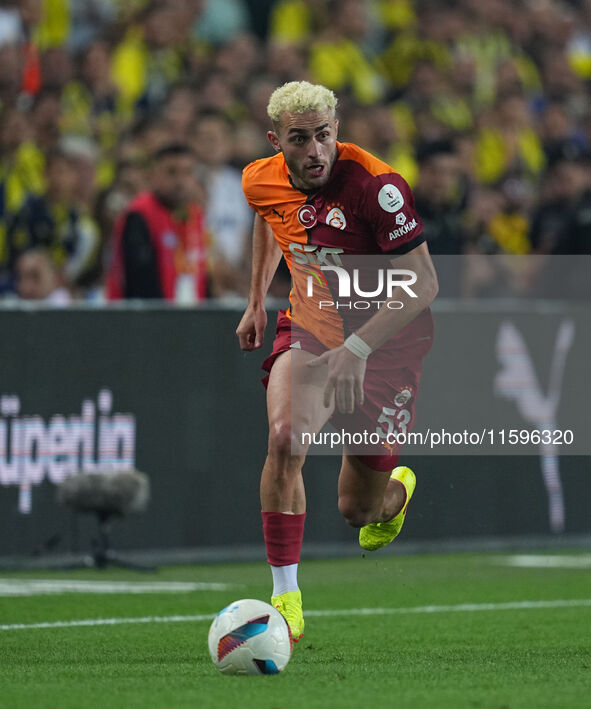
[338, 454, 416, 551]
[262, 348, 332, 639]
[261, 348, 331, 511]
[337, 345, 426, 548]
[337, 455, 405, 527]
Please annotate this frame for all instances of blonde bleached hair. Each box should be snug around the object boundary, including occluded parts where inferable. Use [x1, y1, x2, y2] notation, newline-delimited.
[267, 81, 338, 128]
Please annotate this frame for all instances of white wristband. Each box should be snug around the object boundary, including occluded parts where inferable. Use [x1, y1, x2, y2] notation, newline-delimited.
[343, 333, 373, 360]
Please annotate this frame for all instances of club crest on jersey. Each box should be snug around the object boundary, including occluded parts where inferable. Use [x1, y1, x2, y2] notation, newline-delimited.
[298, 204, 318, 228]
[326, 205, 347, 230]
[378, 184, 404, 213]
[394, 387, 413, 407]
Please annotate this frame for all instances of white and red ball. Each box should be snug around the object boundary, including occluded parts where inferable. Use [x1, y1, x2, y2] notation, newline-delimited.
[208, 598, 292, 675]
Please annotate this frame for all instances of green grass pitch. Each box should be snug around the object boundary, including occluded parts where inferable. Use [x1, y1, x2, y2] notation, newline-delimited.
[1, 552, 590, 709]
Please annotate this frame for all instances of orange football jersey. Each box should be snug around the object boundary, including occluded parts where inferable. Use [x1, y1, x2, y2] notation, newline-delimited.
[242, 142, 425, 348]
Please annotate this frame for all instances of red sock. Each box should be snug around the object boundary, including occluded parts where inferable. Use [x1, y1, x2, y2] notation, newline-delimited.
[261, 511, 306, 566]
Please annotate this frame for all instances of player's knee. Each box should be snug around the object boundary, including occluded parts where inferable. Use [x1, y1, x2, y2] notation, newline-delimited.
[268, 421, 300, 462]
[268, 415, 316, 459]
[265, 423, 304, 490]
[338, 496, 374, 528]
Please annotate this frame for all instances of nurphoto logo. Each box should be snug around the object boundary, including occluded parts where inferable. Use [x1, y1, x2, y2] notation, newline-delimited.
[306, 266, 418, 310]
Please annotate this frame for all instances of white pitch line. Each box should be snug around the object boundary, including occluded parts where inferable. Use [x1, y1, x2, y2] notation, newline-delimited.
[0, 614, 215, 631]
[0, 579, 235, 597]
[2, 598, 591, 632]
[305, 599, 591, 616]
[500, 554, 591, 569]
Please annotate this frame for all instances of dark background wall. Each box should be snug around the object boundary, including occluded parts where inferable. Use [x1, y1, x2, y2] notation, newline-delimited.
[0, 304, 589, 560]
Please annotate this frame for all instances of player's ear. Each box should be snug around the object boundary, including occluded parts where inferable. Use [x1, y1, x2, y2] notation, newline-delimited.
[267, 131, 281, 152]
[334, 119, 339, 136]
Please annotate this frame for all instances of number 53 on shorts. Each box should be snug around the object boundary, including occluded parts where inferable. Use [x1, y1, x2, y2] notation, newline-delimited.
[376, 406, 411, 441]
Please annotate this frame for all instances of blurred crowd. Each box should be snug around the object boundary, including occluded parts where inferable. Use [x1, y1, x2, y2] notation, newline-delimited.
[1, 0, 590, 304]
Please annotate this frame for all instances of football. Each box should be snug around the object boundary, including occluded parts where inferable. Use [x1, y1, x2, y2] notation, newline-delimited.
[208, 598, 292, 675]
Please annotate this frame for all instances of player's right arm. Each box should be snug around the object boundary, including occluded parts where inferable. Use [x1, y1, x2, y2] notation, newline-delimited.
[236, 213, 283, 350]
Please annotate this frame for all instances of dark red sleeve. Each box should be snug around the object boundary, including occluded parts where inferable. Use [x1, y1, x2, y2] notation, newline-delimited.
[362, 172, 424, 254]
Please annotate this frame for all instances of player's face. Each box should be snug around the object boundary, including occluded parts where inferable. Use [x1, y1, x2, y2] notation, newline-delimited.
[268, 110, 339, 191]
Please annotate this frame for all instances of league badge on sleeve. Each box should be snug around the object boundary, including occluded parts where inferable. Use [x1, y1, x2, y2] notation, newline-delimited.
[378, 184, 404, 213]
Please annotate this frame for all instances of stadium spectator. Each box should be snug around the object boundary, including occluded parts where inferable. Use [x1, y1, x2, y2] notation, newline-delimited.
[414, 140, 466, 256]
[308, 0, 384, 105]
[30, 87, 62, 154]
[192, 111, 252, 296]
[61, 135, 101, 213]
[0, 4, 21, 49]
[0, 106, 45, 293]
[6, 148, 101, 293]
[193, 0, 251, 47]
[264, 39, 309, 85]
[14, 246, 71, 305]
[378, 2, 450, 92]
[0, 0, 591, 302]
[211, 32, 262, 92]
[539, 100, 585, 159]
[0, 39, 22, 108]
[269, 0, 328, 45]
[474, 91, 546, 186]
[110, 1, 194, 115]
[40, 46, 73, 94]
[95, 158, 147, 244]
[160, 83, 199, 142]
[463, 185, 532, 297]
[528, 142, 588, 256]
[4, 0, 44, 100]
[539, 46, 584, 107]
[544, 144, 591, 255]
[67, 0, 117, 53]
[128, 114, 173, 159]
[60, 38, 121, 142]
[106, 142, 212, 302]
[197, 70, 244, 121]
[412, 139, 466, 296]
[245, 76, 280, 132]
[232, 117, 274, 167]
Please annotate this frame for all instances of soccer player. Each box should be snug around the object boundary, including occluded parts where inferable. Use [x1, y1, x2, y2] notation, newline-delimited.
[236, 81, 438, 641]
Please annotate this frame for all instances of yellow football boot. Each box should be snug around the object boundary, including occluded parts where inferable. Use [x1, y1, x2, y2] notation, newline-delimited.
[359, 466, 416, 551]
[271, 589, 304, 642]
